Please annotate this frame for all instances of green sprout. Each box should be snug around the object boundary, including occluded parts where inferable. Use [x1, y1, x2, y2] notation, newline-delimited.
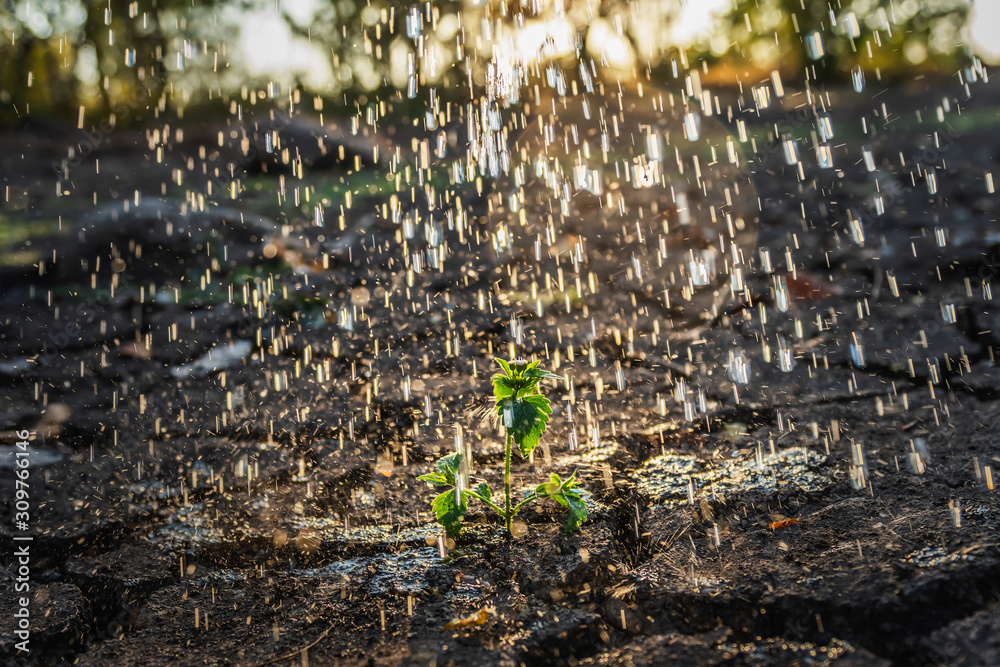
[418, 358, 588, 537]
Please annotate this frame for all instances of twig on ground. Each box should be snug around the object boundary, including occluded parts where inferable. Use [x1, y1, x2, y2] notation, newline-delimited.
[254, 623, 334, 667]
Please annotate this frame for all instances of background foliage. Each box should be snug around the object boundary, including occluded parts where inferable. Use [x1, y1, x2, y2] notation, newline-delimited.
[0, 0, 979, 126]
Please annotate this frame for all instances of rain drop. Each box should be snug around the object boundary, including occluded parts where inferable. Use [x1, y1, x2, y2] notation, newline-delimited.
[727, 349, 751, 385]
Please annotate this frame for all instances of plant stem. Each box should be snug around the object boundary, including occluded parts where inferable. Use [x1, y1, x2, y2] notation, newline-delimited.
[511, 492, 540, 516]
[504, 433, 513, 536]
[463, 491, 505, 518]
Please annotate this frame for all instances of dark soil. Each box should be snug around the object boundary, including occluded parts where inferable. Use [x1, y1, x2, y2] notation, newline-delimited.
[1, 74, 999, 666]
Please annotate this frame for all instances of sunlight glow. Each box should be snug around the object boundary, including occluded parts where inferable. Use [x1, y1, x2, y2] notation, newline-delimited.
[970, 0, 1000, 63]
[238, 8, 334, 89]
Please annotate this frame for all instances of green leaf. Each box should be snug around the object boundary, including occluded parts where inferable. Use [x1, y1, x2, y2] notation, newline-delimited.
[518, 394, 552, 457]
[496, 393, 552, 458]
[433, 452, 463, 486]
[431, 488, 467, 536]
[536, 471, 588, 533]
[416, 471, 450, 486]
[564, 491, 588, 533]
[492, 358, 562, 402]
[512, 359, 541, 374]
[535, 473, 561, 500]
[523, 367, 564, 381]
[473, 481, 492, 502]
[491, 374, 517, 400]
[494, 358, 512, 377]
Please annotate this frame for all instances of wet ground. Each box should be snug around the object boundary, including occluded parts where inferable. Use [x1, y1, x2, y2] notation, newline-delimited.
[1, 74, 1000, 666]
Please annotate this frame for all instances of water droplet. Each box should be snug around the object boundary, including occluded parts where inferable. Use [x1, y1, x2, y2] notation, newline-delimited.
[683, 112, 701, 142]
[579, 62, 593, 93]
[849, 442, 868, 491]
[777, 336, 796, 372]
[873, 195, 885, 216]
[817, 115, 835, 142]
[676, 191, 691, 225]
[848, 213, 865, 246]
[688, 250, 716, 287]
[850, 332, 866, 368]
[815, 144, 834, 169]
[736, 119, 747, 143]
[752, 83, 771, 110]
[926, 171, 938, 195]
[852, 66, 866, 92]
[406, 5, 422, 39]
[338, 307, 354, 332]
[941, 302, 957, 324]
[646, 130, 662, 160]
[727, 349, 751, 385]
[842, 11, 861, 39]
[730, 266, 745, 292]
[759, 248, 773, 273]
[862, 146, 876, 172]
[770, 70, 785, 97]
[782, 136, 800, 165]
[774, 275, 790, 312]
[804, 31, 825, 60]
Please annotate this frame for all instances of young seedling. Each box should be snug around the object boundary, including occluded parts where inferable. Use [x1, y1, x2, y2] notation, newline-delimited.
[418, 358, 588, 537]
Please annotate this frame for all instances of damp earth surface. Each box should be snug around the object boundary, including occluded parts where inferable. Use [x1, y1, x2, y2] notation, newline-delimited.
[1, 13, 1000, 667]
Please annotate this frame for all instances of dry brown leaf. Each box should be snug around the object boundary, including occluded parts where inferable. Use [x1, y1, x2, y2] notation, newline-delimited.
[784, 271, 843, 300]
[443, 608, 490, 630]
[118, 340, 153, 360]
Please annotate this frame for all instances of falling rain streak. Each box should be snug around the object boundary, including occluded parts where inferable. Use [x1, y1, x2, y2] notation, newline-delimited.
[1, 0, 998, 663]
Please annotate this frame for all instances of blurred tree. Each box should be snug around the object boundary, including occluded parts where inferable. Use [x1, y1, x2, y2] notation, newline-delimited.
[0, 0, 976, 126]
[716, 0, 973, 81]
[0, 0, 215, 125]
